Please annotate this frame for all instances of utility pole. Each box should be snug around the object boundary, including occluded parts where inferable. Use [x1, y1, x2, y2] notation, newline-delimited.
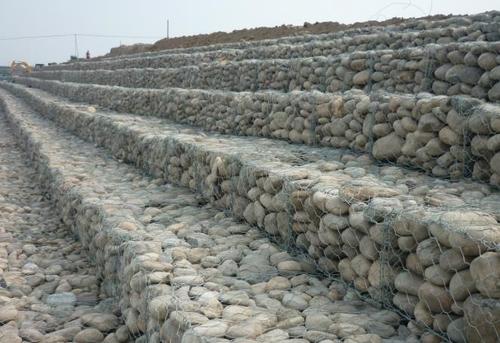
[74, 34, 79, 58]
[167, 19, 170, 39]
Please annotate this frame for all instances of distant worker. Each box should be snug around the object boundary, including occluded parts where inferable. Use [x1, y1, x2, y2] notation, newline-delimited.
[86, 51, 90, 60]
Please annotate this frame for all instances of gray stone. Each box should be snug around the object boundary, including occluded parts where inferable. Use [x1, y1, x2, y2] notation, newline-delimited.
[46, 292, 76, 306]
[372, 133, 403, 160]
[445, 65, 483, 85]
[74, 328, 104, 343]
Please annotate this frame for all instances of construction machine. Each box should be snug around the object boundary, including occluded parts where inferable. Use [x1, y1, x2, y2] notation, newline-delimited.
[10, 61, 32, 75]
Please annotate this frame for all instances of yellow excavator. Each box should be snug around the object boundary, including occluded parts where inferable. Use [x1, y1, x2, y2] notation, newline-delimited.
[10, 61, 32, 75]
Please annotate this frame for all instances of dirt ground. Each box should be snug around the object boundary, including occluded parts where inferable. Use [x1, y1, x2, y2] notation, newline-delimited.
[105, 14, 452, 57]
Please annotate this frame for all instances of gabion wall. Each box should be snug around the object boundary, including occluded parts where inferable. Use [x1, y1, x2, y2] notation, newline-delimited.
[32, 41, 500, 103]
[45, 24, 497, 72]
[18, 77, 500, 188]
[3, 81, 500, 342]
[94, 11, 499, 63]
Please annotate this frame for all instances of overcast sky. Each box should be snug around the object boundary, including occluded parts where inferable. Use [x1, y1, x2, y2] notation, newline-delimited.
[0, 0, 498, 65]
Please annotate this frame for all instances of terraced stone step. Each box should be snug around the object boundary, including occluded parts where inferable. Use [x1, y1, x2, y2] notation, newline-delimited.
[0, 114, 128, 342]
[0, 88, 413, 343]
[32, 41, 500, 102]
[17, 77, 500, 187]
[2, 82, 500, 341]
[46, 26, 492, 72]
[95, 11, 499, 63]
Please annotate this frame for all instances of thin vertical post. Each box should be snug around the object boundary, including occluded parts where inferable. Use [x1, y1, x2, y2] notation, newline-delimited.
[167, 19, 170, 39]
[74, 34, 79, 58]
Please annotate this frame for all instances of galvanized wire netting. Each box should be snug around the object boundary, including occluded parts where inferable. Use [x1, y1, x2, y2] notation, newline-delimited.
[2, 80, 500, 342]
[4, 14, 500, 340]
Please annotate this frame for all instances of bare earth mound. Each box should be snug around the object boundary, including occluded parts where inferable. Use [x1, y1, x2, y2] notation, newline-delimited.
[106, 14, 452, 57]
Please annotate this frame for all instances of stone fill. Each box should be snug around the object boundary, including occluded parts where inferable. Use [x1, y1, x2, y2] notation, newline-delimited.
[2, 82, 500, 341]
[1, 10, 500, 342]
[14, 77, 500, 186]
[0, 111, 126, 342]
[32, 41, 500, 102]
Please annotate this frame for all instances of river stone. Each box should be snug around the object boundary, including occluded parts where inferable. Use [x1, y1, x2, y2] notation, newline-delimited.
[219, 290, 250, 306]
[398, 236, 417, 252]
[416, 238, 442, 267]
[438, 211, 498, 255]
[0, 305, 18, 322]
[149, 296, 171, 321]
[445, 65, 483, 85]
[439, 249, 472, 271]
[353, 70, 371, 85]
[418, 113, 444, 132]
[226, 318, 266, 339]
[372, 133, 403, 160]
[256, 329, 289, 341]
[448, 51, 465, 64]
[351, 255, 371, 278]
[393, 213, 429, 241]
[447, 318, 466, 343]
[340, 181, 400, 202]
[198, 293, 223, 319]
[424, 265, 452, 287]
[414, 301, 433, 326]
[19, 328, 44, 342]
[339, 258, 356, 282]
[468, 104, 499, 134]
[394, 272, 424, 296]
[282, 292, 309, 311]
[81, 313, 119, 332]
[350, 212, 370, 234]
[491, 152, 500, 175]
[0, 322, 21, 343]
[491, 66, 500, 80]
[489, 81, 500, 101]
[463, 294, 500, 343]
[329, 323, 366, 337]
[435, 63, 453, 80]
[368, 260, 397, 289]
[393, 292, 418, 314]
[192, 320, 228, 337]
[46, 292, 77, 306]
[277, 260, 302, 273]
[406, 253, 424, 275]
[449, 269, 477, 302]
[342, 227, 363, 248]
[487, 134, 500, 151]
[478, 53, 497, 70]
[470, 252, 500, 298]
[322, 214, 349, 231]
[324, 195, 349, 215]
[417, 282, 453, 313]
[439, 126, 461, 145]
[305, 313, 333, 331]
[74, 328, 104, 343]
[446, 109, 466, 133]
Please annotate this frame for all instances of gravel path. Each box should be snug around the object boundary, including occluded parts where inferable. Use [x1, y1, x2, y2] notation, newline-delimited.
[0, 113, 129, 343]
